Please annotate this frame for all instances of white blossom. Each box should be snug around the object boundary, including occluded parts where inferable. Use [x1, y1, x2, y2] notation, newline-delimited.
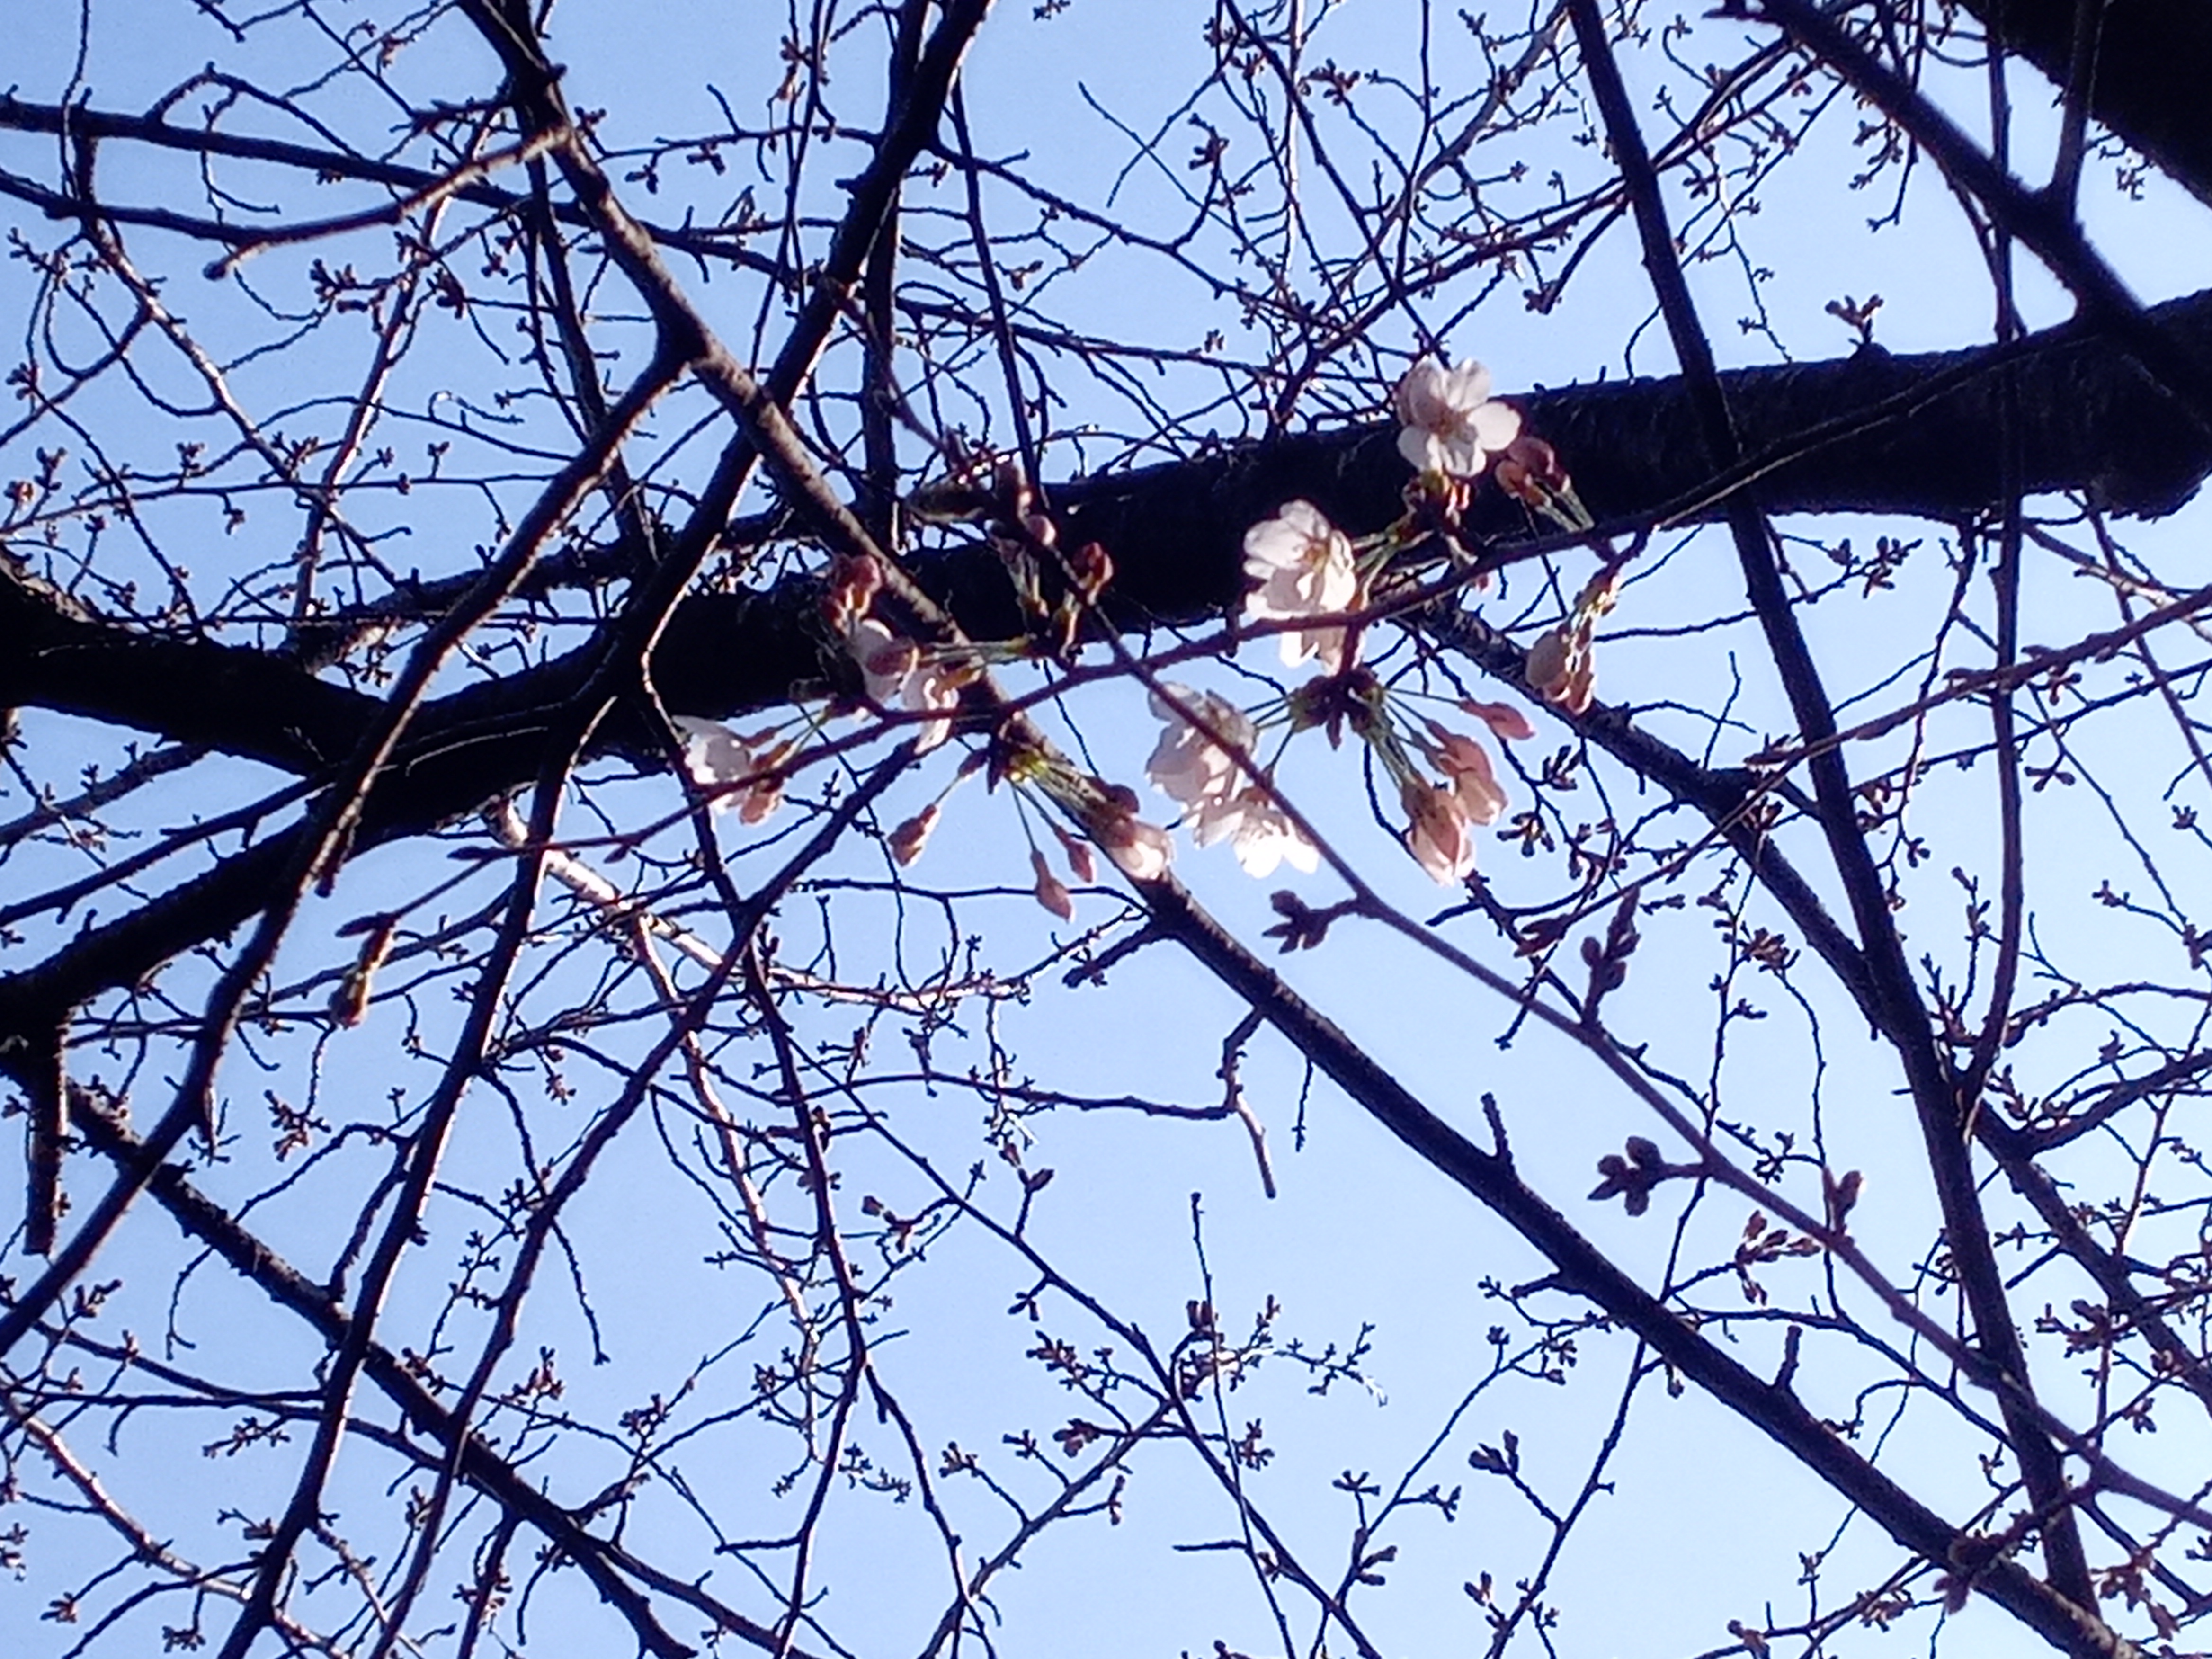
[1241, 500, 1361, 672]
[673, 715, 784, 822]
[1393, 357, 1522, 479]
[1147, 684, 1318, 878]
[1222, 801, 1320, 878]
[1098, 811, 1174, 881]
[1147, 685, 1255, 813]
[844, 615, 915, 706]
[844, 615, 960, 750]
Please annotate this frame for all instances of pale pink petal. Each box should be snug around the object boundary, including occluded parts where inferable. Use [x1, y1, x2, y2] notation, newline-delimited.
[1031, 849, 1075, 921]
[1403, 781, 1478, 884]
[1100, 814, 1174, 881]
[1471, 399, 1522, 454]
[1230, 800, 1318, 878]
[890, 804, 941, 866]
[1461, 699, 1536, 742]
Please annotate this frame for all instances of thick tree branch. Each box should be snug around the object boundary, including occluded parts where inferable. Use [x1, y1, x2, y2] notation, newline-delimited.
[1953, 0, 2212, 206]
[7, 282, 2212, 1089]
[9, 286, 2209, 738]
[1748, 0, 2212, 434]
[8, 4, 2208, 1654]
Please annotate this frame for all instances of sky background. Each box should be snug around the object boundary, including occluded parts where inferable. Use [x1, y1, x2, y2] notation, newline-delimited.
[6, 3, 2212, 1657]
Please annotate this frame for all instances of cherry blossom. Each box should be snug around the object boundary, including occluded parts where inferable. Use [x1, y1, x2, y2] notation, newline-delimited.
[1218, 801, 1320, 879]
[673, 715, 785, 823]
[1402, 779, 1479, 885]
[843, 614, 961, 750]
[1426, 725, 1509, 826]
[1146, 684, 1318, 877]
[1097, 810, 1174, 881]
[1146, 684, 1254, 823]
[844, 614, 914, 705]
[1241, 500, 1361, 672]
[1393, 357, 1523, 480]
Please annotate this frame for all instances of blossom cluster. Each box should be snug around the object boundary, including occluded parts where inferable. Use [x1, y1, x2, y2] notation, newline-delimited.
[1145, 686, 1318, 879]
[670, 553, 974, 828]
[676, 349, 1609, 913]
[1397, 702, 1533, 883]
[1189, 355, 1573, 886]
[673, 714, 790, 823]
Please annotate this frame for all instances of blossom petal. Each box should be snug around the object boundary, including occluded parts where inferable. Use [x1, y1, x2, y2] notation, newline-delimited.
[1461, 699, 1536, 742]
[1242, 502, 1359, 664]
[1393, 356, 1520, 480]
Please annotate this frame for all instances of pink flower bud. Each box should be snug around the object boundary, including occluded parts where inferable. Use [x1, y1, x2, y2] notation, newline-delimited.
[1053, 825, 1097, 884]
[1426, 725, 1508, 825]
[1402, 779, 1478, 884]
[1492, 433, 1570, 507]
[1460, 699, 1536, 742]
[1031, 848, 1076, 920]
[889, 804, 941, 866]
[1069, 541, 1114, 602]
[822, 552, 884, 628]
[1526, 625, 1597, 714]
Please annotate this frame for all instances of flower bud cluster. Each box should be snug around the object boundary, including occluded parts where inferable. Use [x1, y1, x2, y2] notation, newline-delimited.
[1526, 567, 1621, 716]
[1188, 355, 1583, 887]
